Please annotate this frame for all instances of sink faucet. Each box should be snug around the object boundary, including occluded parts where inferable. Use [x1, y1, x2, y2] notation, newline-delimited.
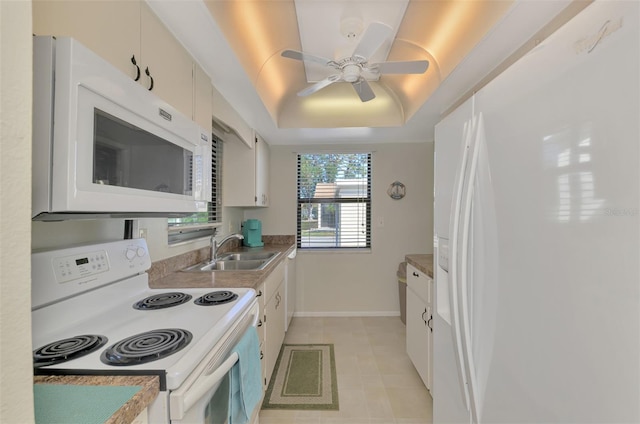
[211, 233, 244, 261]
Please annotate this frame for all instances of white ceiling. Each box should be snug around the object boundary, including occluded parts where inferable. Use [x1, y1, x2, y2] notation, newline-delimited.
[147, 0, 575, 146]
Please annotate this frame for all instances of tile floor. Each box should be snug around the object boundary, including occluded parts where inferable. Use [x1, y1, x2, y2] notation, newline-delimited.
[259, 316, 433, 424]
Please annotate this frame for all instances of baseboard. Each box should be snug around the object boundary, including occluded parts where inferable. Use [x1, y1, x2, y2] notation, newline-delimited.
[293, 311, 400, 318]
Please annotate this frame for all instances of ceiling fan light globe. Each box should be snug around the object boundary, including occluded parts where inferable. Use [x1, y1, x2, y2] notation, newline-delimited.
[343, 64, 361, 83]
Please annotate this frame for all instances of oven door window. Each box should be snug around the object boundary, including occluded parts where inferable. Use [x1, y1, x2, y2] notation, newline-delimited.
[203, 372, 230, 424]
[93, 108, 192, 195]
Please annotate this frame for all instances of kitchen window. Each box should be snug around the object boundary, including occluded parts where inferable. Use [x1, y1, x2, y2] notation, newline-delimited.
[297, 153, 371, 249]
[167, 134, 222, 244]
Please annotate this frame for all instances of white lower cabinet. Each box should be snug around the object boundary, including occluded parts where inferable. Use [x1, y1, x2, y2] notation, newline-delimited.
[259, 262, 286, 390]
[284, 249, 297, 331]
[256, 283, 266, 389]
[406, 263, 433, 390]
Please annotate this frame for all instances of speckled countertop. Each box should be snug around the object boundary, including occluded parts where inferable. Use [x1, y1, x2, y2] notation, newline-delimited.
[148, 235, 296, 290]
[33, 375, 159, 424]
[405, 254, 434, 278]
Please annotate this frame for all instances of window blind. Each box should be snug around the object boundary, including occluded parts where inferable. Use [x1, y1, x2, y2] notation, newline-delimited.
[297, 153, 371, 249]
[167, 134, 222, 244]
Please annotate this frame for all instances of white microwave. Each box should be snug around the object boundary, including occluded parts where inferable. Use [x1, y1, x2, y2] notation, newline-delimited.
[32, 36, 211, 220]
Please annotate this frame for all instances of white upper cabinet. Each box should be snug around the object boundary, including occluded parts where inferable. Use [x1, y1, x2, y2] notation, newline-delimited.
[32, 0, 213, 133]
[211, 86, 253, 148]
[33, 0, 141, 79]
[139, 3, 193, 121]
[254, 133, 270, 207]
[193, 63, 213, 132]
[223, 131, 270, 207]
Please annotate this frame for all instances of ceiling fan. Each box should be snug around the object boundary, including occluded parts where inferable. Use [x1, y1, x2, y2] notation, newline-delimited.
[281, 22, 429, 102]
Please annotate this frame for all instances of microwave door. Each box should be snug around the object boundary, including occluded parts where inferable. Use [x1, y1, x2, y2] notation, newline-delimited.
[34, 36, 210, 218]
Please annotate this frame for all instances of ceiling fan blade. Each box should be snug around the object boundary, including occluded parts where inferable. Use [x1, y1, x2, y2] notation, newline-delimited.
[352, 22, 393, 60]
[282, 49, 333, 67]
[373, 60, 429, 74]
[352, 79, 375, 102]
[297, 74, 341, 97]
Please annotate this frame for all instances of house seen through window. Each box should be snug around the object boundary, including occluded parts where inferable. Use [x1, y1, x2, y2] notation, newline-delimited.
[297, 153, 371, 249]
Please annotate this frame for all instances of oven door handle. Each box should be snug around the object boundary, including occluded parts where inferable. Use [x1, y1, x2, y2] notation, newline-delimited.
[172, 351, 239, 419]
[170, 302, 260, 420]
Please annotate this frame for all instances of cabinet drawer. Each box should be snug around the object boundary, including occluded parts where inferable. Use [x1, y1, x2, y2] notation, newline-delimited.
[407, 264, 430, 302]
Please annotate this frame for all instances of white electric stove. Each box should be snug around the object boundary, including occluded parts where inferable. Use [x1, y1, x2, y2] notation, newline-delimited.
[31, 238, 260, 423]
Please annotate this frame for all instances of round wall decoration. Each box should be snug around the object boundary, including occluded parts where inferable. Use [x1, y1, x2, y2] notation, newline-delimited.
[387, 181, 406, 200]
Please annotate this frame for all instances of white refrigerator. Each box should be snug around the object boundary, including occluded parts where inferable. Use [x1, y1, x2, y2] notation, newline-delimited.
[433, 1, 639, 423]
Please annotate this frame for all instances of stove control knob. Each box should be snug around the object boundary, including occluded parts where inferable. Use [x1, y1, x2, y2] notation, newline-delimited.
[125, 248, 137, 261]
[136, 247, 146, 258]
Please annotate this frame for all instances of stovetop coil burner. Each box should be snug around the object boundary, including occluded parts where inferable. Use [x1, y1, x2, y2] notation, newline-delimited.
[133, 292, 193, 310]
[34, 335, 108, 367]
[194, 290, 238, 306]
[100, 328, 192, 366]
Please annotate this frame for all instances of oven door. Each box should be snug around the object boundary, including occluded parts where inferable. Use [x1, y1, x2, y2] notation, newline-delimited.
[170, 303, 261, 424]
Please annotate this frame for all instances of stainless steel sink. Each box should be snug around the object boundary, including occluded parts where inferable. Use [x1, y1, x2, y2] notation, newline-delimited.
[181, 251, 279, 272]
[217, 251, 279, 262]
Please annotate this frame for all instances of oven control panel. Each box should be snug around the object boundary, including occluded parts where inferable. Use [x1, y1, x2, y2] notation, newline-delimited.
[53, 249, 109, 284]
[32, 238, 151, 309]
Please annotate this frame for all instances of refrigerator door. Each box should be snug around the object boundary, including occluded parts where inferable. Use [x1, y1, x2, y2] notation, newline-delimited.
[469, 1, 639, 422]
[434, 97, 474, 423]
[435, 98, 474, 240]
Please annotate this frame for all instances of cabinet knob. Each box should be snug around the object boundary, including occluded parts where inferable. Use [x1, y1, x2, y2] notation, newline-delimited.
[145, 67, 154, 91]
[130, 55, 140, 81]
[257, 319, 263, 327]
[427, 315, 433, 332]
[260, 351, 264, 360]
[413, 272, 420, 277]
[256, 290, 262, 297]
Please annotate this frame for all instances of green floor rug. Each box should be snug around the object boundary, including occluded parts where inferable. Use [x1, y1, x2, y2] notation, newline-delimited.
[262, 344, 339, 410]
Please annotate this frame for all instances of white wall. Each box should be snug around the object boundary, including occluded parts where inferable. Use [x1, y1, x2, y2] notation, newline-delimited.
[0, 1, 35, 422]
[245, 142, 434, 315]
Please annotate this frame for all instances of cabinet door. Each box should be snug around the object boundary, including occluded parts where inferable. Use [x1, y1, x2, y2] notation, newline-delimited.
[193, 63, 213, 132]
[427, 278, 434, 389]
[255, 133, 270, 206]
[284, 252, 297, 331]
[254, 284, 266, 388]
[32, 0, 141, 78]
[222, 137, 256, 207]
[264, 283, 286, 388]
[406, 286, 429, 388]
[256, 284, 266, 348]
[140, 3, 193, 118]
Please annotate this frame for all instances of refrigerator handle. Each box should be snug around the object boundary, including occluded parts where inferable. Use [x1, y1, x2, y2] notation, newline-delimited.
[459, 114, 485, 423]
[449, 118, 474, 412]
